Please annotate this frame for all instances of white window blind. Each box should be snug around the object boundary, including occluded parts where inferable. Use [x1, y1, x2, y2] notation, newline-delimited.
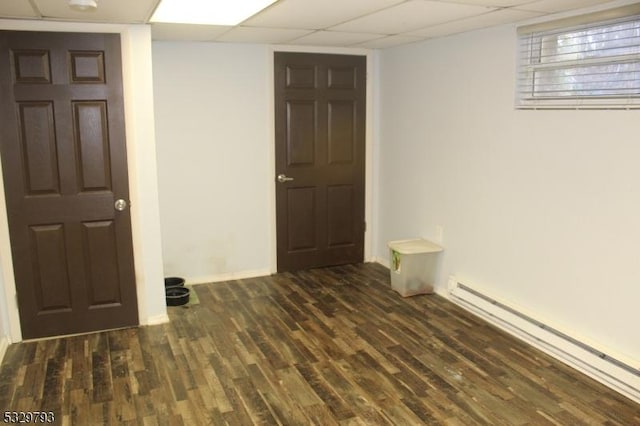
[516, 5, 640, 109]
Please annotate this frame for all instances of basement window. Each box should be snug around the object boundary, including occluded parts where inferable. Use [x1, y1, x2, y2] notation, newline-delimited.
[516, 4, 640, 109]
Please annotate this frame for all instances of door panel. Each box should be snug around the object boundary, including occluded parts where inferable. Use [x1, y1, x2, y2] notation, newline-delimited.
[69, 50, 105, 83]
[275, 52, 366, 272]
[29, 224, 72, 311]
[13, 49, 51, 83]
[328, 101, 355, 164]
[82, 220, 121, 306]
[327, 185, 355, 247]
[0, 31, 138, 339]
[18, 102, 60, 194]
[286, 64, 316, 89]
[286, 101, 316, 166]
[73, 101, 111, 191]
[287, 187, 317, 251]
[328, 66, 356, 89]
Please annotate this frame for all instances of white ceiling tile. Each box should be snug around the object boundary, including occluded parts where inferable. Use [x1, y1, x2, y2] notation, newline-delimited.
[33, 0, 158, 23]
[408, 8, 543, 38]
[151, 23, 232, 41]
[435, 0, 534, 6]
[290, 30, 383, 46]
[354, 34, 425, 49]
[216, 26, 312, 44]
[331, 0, 496, 34]
[243, 0, 404, 30]
[0, 0, 621, 46]
[0, 0, 39, 18]
[519, 0, 616, 13]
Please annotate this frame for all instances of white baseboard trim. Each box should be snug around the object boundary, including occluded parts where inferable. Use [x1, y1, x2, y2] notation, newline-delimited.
[187, 268, 272, 286]
[0, 335, 10, 364]
[444, 284, 640, 405]
[144, 314, 170, 326]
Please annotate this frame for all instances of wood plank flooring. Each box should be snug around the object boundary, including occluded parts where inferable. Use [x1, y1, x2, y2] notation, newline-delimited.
[1, 263, 638, 425]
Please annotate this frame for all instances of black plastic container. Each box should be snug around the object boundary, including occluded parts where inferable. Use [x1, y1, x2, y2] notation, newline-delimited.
[165, 286, 190, 306]
[164, 277, 185, 289]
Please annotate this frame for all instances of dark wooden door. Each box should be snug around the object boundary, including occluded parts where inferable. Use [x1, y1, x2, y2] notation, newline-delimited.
[0, 31, 138, 339]
[275, 52, 366, 272]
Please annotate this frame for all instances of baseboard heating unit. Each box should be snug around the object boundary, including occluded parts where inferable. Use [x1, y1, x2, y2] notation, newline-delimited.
[447, 281, 640, 404]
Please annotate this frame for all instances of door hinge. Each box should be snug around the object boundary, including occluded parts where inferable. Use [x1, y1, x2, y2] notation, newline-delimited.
[364, 221, 367, 232]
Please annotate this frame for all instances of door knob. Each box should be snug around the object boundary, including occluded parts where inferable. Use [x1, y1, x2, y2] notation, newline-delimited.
[114, 199, 128, 211]
[277, 174, 294, 183]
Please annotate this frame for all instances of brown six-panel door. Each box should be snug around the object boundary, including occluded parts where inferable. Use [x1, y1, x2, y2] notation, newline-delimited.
[0, 31, 138, 339]
[275, 52, 366, 272]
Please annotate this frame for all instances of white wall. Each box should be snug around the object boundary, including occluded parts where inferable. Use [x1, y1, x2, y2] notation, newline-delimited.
[377, 25, 640, 364]
[153, 43, 376, 283]
[0, 21, 167, 339]
[153, 42, 272, 283]
[0, 260, 9, 361]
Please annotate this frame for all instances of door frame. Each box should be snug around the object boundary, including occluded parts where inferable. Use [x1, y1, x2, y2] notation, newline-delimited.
[267, 45, 375, 273]
[0, 20, 168, 342]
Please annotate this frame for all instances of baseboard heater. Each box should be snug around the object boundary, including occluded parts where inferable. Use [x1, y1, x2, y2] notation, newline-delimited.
[448, 282, 640, 404]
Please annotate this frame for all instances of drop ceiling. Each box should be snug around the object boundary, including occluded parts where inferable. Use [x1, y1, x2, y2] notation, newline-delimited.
[0, 0, 621, 48]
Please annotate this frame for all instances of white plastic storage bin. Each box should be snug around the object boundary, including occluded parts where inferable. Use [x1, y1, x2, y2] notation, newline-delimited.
[388, 239, 443, 297]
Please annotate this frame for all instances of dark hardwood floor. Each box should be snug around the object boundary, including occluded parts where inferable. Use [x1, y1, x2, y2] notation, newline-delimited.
[0, 263, 638, 425]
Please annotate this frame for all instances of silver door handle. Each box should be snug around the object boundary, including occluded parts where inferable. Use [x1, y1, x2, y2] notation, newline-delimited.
[277, 174, 294, 183]
[114, 199, 128, 211]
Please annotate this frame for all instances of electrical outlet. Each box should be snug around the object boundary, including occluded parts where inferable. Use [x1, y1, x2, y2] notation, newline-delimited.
[435, 225, 443, 244]
[447, 275, 458, 293]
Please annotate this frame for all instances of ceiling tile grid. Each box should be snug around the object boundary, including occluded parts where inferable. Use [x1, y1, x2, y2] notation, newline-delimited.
[32, 0, 158, 23]
[354, 34, 426, 49]
[329, 0, 497, 34]
[217, 26, 313, 44]
[0, 0, 40, 19]
[243, 0, 405, 29]
[407, 7, 544, 38]
[290, 30, 384, 46]
[151, 23, 232, 41]
[0, 0, 621, 48]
